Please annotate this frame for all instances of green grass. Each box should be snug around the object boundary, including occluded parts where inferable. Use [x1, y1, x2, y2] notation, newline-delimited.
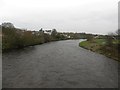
[79, 39, 105, 51]
[94, 39, 106, 45]
[94, 39, 119, 45]
[79, 41, 89, 47]
[79, 39, 119, 61]
[112, 40, 119, 44]
[80, 38, 118, 46]
[79, 41, 100, 51]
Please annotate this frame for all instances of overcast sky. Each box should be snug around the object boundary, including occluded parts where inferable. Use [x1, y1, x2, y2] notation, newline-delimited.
[0, 0, 119, 34]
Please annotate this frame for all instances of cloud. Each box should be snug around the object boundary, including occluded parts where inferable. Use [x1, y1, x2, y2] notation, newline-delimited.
[0, 0, 119, 34]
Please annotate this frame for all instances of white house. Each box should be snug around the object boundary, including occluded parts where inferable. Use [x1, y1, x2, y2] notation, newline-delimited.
[44, 30, 52, 35]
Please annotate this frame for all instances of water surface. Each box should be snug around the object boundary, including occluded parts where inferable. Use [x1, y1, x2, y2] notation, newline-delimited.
[3, 40, 118, 88]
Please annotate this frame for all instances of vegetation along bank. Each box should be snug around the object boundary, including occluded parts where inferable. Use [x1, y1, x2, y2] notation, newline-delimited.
[79, 34, 120, 61]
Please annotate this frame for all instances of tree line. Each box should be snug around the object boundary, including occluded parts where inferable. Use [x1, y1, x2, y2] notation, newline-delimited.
[2, 22, 119, 53]
[2, 23, 67, 51]
[1, 22, 92, 52]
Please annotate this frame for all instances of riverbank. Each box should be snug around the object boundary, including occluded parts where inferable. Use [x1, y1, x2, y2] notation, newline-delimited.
[2, 23, 90, 52]
[79, 39, 119, 61]
[2, 26, 69, 52]
[2, 39, 70, 53]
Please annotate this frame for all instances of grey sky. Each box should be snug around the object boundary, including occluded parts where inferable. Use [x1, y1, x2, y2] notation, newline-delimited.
[0, 0, 119, 35]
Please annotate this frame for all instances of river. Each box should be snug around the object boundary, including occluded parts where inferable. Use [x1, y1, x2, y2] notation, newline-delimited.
[3, 40, 118, 88]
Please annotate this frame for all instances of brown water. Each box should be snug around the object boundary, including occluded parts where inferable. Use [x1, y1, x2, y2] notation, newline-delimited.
[3, 40, 118, 88]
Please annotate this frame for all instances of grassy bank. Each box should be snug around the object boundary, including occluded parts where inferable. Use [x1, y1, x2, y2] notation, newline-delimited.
[79, 39, 119, 61]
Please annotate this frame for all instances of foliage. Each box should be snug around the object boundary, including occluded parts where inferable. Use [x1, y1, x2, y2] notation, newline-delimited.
[2, 22, 15, 28]
[86, 34, 94, 42]
[2, 22, 105, 52]
[2, 23, 69, 51]
[79, 37, 119, 61]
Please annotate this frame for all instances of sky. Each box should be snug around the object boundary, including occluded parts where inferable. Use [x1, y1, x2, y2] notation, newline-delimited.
[0, 0, 119, 35]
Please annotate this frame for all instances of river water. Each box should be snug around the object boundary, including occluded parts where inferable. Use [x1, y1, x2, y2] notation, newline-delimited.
[3, 40, 118, 88]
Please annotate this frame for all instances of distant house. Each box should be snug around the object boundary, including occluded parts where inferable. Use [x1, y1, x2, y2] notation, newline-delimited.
[62, 34, 71, 38]
[94, 35, 99, 39]
[32, 31, 41, 36]
[32, 31, 36, 35]
[68, 35, 71, 38]
[44, 30, 52, 35]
